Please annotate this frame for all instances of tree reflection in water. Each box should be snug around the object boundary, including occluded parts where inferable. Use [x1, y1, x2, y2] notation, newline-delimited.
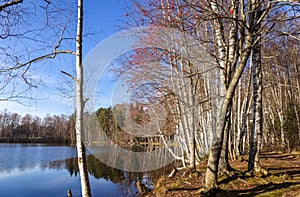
[41, 154, 172, 196]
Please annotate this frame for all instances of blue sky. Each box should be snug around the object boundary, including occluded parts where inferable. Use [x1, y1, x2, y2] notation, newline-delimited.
[0, 0, 127, 117]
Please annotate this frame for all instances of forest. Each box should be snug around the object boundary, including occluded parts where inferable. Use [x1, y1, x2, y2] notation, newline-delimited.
[0, 104, 165, 146]
[0, 111, 76, 144]
[1, 0, 300, 196]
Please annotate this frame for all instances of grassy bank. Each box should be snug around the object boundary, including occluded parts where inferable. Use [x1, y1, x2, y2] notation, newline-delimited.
[147, 151, 300, 196]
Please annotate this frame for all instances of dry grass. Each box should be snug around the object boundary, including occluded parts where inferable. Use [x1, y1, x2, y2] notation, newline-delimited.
[147, 151, 300, 197]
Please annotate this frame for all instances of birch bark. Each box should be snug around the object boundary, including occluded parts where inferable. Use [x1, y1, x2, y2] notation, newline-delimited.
[75, 0, 91, 196]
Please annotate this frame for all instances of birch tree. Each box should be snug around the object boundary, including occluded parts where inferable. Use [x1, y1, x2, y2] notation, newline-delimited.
[120, 1, 216, 173]
[123, 0, 299, 192]
[203, 0, 300, 191]
[203, 0, 265, 190]
[263, 29, 300, 151]
[74, 0, 91, 196]
[1, 0, 92, 195]
[248, 8, 263, 173]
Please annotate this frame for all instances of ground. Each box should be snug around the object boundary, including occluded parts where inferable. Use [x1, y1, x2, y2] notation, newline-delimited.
[146, 151, 300, 197]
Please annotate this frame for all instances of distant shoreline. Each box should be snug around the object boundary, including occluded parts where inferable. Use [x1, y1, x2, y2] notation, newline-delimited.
[0, 140, 74, 146]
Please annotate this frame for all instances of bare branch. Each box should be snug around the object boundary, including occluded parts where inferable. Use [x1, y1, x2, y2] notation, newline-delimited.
[0, 0, 23, 11]
[5, 50, 75, 72]
[61, 70, 77, 82]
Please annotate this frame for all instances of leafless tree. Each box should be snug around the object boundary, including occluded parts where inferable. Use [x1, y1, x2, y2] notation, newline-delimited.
[0, 0, 75, 102]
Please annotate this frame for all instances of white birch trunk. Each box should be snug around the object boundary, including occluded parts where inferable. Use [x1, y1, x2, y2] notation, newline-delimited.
[239, 70, 252, 155]
[205, 25, 253, 193]
[75, 0, 91, 196]
[248, 5, 263, 173]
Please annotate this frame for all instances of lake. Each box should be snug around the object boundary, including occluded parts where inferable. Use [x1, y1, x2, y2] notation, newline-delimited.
[0, 143, 169, 197]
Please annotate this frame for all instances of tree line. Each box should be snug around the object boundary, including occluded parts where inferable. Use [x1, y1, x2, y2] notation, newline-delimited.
[0, 105, 160, 146]
[0, 110, 76, 144]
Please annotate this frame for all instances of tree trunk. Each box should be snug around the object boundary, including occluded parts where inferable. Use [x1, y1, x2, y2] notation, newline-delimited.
[235, 80, 242, 158]
[204, 94, 227, 190]
[219, 107, 232, 172]
[239, 68, 252, 155]
[248, 8, 262, 173]
[75, 0, 91, 196]
[204, 0, 229, 189]
[205, 34, 252, 190]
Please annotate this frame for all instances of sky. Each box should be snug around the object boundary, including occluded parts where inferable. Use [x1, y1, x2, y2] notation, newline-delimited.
[0, 0, 127, 117]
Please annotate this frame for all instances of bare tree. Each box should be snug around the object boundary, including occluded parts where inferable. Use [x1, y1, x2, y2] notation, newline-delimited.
[123, 0, 299, 192]
[74, 0, 91, 196]
[1, 0, 91, 195]
[0, 0, 75, 102]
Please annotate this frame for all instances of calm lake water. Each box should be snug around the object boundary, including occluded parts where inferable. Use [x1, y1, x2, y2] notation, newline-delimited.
[0, 143, 168, 197]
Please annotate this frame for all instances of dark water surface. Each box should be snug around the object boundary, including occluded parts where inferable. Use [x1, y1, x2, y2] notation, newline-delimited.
[0, 143, 165, 197]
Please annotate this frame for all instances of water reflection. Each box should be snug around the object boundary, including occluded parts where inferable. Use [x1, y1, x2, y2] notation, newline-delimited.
[0, 144, 171, 197]
[42, 154, 171, 196]
[0, 143, 77, 174]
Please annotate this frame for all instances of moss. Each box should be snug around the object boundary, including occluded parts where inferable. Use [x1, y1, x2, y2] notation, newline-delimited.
[153, 176, 190, 195]
[168, 177, 189, 189]
[266, 174, 292, 184]
[257, 189, 283, 197]
[153, 186, 168, 196]
[190, 171, 200, 178]
[291, 151, 300, 158]
[217, 174, 228, 183]
[257, 184, 300, 197]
